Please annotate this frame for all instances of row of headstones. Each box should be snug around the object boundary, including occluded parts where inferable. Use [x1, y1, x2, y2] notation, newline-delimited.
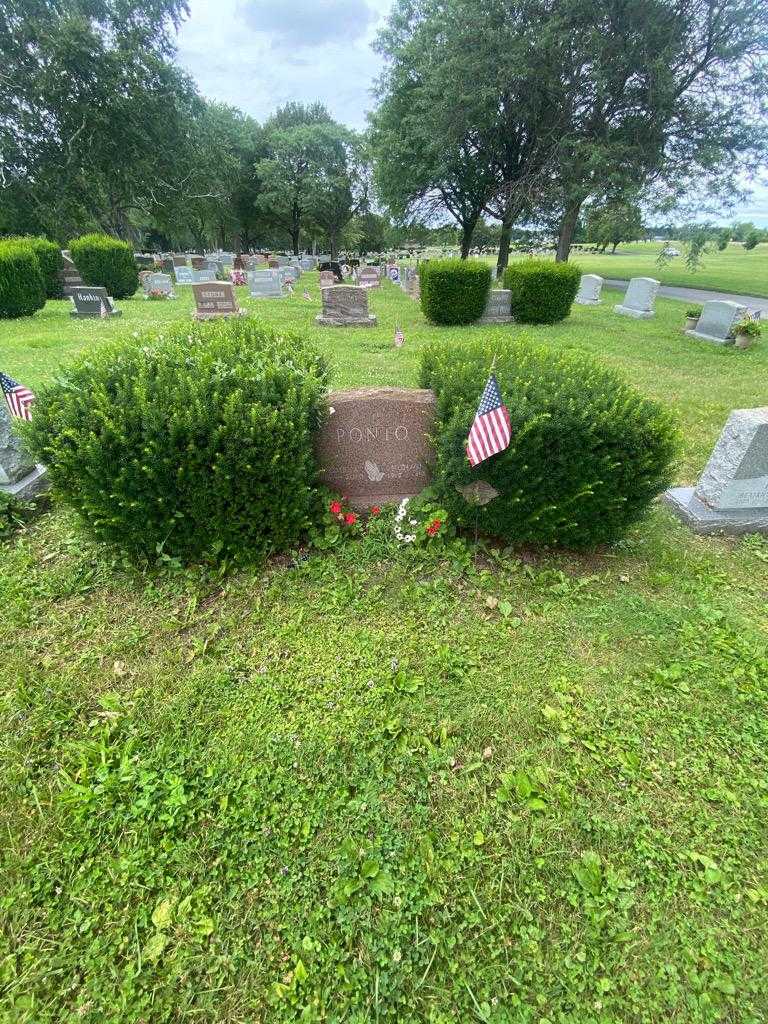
[7, 384, 765, 537]
[577, 274, 753, 344]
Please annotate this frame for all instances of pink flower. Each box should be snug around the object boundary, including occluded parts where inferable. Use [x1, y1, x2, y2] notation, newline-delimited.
[370, 506, 381, 516]
[329, 500, 342, 515]
[345, 512, 357, 526]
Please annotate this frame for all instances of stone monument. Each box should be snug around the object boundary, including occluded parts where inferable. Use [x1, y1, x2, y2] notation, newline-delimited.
[685, 300, 747, 345]
[614, 277, 660, 319]
[477, 289, 513, 324]
[575, 274, 604, 305]
[315, 388, 436, 507]
[192, 282, 245, 320]
[358, 267, 380, 289]
[664, 407, 768, 535]
[143, 272, 174, 296]
[248, 269, 283, 298]
[70, 286, 121, 318]
[174, 266, 193, 284]
[0, 404, 48, 500]
[316, 286, 377, 327]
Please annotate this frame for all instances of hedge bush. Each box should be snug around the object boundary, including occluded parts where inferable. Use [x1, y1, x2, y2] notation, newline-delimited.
[420, 337, 679, 548]
[0, 240, 46, 318]
[5, 235, 63, 298]
[24, 320, 329, 564]
[503, 259, 581, 324]
[69, 233, 139, 298]
[419, 259, 491, 325]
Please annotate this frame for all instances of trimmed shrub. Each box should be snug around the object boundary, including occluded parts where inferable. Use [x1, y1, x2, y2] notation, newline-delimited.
[419, 259, 491, 325]
[24, 320, 329, 564]
[69, 233, 139, 298]
[0, 240, 46, 318]
[5, 236, 63, 298]
[503, 259, 581, 324]
[420, 337, 679, 548]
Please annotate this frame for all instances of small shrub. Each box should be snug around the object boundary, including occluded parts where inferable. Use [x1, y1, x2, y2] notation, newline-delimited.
[503, 259, 581, 324]
[743, 230, 761, 251]
[420, 337, 679, 549]
[734, 317, 762, 338]
[0, 240, 46, 318]
[69, 233, 139, 298]
[5, 235, 63, 298]
[685, 305, 702, 319]
[24, 320, 329, 564]
[419, 259, 491, 325]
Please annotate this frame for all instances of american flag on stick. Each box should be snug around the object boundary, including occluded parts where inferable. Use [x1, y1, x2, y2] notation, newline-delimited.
[466, 371, 511, 467]
[1, 371, 35, 421]
[99, 299, 108, 319]
[303, 289, 311, 300]
[394, 325, 404, 347]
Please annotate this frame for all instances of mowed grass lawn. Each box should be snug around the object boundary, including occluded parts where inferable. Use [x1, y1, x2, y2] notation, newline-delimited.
[1, 278, 768, 1023]
[535, 240, 768, 298]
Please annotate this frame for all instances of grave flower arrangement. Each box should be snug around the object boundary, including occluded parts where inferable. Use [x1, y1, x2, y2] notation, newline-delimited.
[393, 497, 449, 545]
[230, 270, 246, 286]
[309, 493, 363, 549]
[733, 315, 762, 349]
[144, 288, 172, 301]
[684, 305, 702, 329]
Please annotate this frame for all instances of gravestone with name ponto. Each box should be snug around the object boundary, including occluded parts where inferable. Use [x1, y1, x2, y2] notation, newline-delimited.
[664, 407, 768, 535]
[315, 388, 436, 507]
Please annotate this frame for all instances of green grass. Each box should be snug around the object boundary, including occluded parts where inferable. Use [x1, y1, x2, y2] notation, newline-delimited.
[549, 241, 768, 298]
[2, 278, 768, 1023]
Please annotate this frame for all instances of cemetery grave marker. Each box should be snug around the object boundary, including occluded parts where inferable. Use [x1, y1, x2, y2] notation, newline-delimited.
[192, 281, 245, 320]
[575, 274, 604, 305]
[614, 277, 660, 319]
[190, 256, 207, 270]
[143, 273, 174, 297]
[0, 403, 48, 501]
[172, 255, 187, 267]
[57, 253, 84, 296]
[174, 266, 193, 284]
[685, 299, 747, 345]
[358, 267, 380, 289]
[316, 285, 377, 327]
[477, 289, 513, 324]
[300, 257, 317, 271]
[319, 270, 336, 289]
[281, 265, 301, 284]
[192, 269, 217, 284]
[248, 269, 283, 298]
[315, 388, 436, 507]
[664, 407, 768, 535]
[70, 286, 121, 318]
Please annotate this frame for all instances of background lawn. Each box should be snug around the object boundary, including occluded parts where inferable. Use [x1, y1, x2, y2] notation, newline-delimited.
[1, 278, 767, 1023]
[508, 240, 768, 298]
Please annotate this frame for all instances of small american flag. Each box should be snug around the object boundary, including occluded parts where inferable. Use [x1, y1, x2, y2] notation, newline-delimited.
[466, 373, 511, 467]
[303, 289, 311, 301]
[1, 371, 35, 421]
[394, 326, 404, 347]
[285, 280, 294, 295]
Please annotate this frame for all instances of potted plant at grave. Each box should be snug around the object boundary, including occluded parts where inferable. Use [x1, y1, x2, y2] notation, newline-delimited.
[684, 305, 702, 330]
[733, 316, 762, 349]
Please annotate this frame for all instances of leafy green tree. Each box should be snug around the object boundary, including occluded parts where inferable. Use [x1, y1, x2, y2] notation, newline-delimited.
[743, 229, 762, 250]
[586, 201, 644, 253]
[716, 228, 731, 251]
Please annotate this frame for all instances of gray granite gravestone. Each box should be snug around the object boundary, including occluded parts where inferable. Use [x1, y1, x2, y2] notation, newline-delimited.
[477, 289, 513, 324]
[192, 281, 245, 320]
[315, 388, 436, 507]
[575, 274, 604, 305]
[316, 286, 377, 327]
[685, 300, 747, 345]
[614, 277, 660, 319]
[144, 272, 174, 296]
[248, 269, 283, 298]
[0, 404, 48, 500]
[174, 266, 193, 284]
[172, 255, 187, 267]
[300, 257, 317, 271]
[57, 253, 84, 296]
[280, 265, 301, 284]
[192, 269, 217, 284]
[190, 256, 207, 270]
[664, 407, 768, 535]
[358, 267, 380, 289]
[70, 286, 121, 318]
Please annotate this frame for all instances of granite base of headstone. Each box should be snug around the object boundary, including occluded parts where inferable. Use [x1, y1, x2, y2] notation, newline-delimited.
[477, 289, 513, 324]
[315, 388, 436, 507]
[685, 300, 747, 346]
[0, 407, 49, 501]
[316, 286, 377, 327]
[664, 407, 768, 535]
[575, 274, 604, 305]
[614, 277, 660, 319]
[70, 286, 121, 318]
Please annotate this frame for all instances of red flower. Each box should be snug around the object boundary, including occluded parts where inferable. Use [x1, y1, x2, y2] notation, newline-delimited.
[329, 500, 342, 515]
[370, 506, 381, 516]
[345, 512, 357, 526]
[426, 518, 442, 537]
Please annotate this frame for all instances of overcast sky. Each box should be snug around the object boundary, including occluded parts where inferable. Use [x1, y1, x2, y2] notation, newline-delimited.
[176, 0, 768, 226]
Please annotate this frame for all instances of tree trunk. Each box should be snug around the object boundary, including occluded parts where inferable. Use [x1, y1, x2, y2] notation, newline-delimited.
[329, 233, 338, 260]
[460, 214, 479, 259]
[495, 194, 522, 279]
[611, 241, 619, 253]
[556, 202, 582, 262]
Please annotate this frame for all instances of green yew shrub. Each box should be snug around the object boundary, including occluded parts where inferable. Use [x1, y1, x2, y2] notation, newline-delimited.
[5, 236, 63, 298]
[420, 337, 679, 548]
[419, 259, 491, 325]
[24, 320, 329, 564]
[503, 259, 581, 324]
[0, 240, 46, 318]
[69, 233, 139, 298]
